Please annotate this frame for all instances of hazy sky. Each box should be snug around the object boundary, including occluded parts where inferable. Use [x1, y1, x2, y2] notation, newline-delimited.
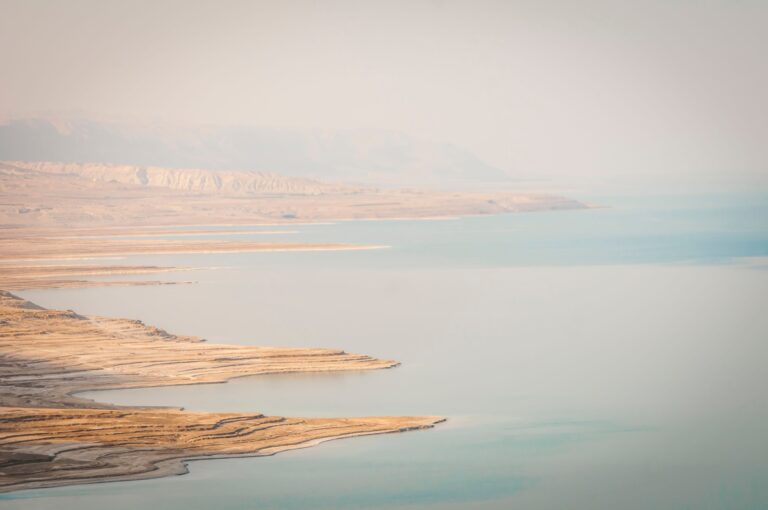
[1, 0, 766, 184]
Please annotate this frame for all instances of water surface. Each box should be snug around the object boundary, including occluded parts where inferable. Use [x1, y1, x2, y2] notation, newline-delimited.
[4, 193, 768, 509]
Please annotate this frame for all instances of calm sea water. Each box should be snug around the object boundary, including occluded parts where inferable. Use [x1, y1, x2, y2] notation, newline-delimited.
[4, 193, 768, 509]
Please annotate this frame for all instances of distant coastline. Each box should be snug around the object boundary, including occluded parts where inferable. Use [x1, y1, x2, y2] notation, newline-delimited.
[0, 161, 583, 493]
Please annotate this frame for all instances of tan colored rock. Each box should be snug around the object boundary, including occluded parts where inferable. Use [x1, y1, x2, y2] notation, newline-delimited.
[0, 291, 442, 492]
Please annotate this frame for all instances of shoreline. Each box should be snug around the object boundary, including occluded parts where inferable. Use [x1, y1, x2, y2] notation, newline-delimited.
[1, 417, 446, 496]
[0, 199, 588, 494]
[0, 238, 389, 264]
[0, 225, 439, 494]
[0, 290, 443, 493]
[0, 161, 589, 495]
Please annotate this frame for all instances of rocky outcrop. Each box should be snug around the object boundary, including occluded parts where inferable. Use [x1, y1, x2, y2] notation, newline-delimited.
[5, 161, 362, 196]
[0, 161, 587, 227]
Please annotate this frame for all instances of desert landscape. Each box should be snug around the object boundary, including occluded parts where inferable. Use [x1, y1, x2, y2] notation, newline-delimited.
[0, 161, 584, 227]
[2, 1, 767, 506]
[0, 161, 582, 493]
[0, 290, 442, 493]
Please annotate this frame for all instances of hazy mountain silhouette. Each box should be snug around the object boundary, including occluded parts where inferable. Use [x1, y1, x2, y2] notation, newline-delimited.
[0, 118, 510, 188]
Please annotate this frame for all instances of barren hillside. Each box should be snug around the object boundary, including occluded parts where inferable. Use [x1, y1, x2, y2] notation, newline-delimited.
[0, 161, 586, 227]
[6, 161, 362, 195]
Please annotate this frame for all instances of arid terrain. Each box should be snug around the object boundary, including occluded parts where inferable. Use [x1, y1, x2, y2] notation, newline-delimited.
[0, 290, 442, 492]
[0, 161, 582, 493]
[1, 161, 585, 227]
[0, 264, 188, 291]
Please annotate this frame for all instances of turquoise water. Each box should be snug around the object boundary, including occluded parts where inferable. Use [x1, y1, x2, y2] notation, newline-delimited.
[4, 193, 768, 509]
[101, 192, 768, 267]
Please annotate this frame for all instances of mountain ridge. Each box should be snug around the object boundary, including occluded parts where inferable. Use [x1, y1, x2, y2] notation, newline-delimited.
[0, 118, 511, 188]
[4, 161, 364, 196]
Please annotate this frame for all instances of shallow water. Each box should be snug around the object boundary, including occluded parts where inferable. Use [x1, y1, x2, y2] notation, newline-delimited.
[4, 193, 768, 509]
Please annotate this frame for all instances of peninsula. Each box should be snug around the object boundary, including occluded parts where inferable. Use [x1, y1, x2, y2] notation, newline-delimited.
[0, 161, 583, 493]
[0, 290, 442, 492]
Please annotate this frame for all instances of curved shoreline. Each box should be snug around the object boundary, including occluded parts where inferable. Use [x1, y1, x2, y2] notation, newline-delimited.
[0, 161, 588, 495]
[0, 407, 444, 494]
[0, 290, 443, 493]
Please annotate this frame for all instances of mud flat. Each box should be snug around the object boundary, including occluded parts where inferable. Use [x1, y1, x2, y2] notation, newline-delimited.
[0, 264, 191, 290]
[0, 235, 380, 289]
[0, 236, 384, 263]
[0, 291, 442, 492]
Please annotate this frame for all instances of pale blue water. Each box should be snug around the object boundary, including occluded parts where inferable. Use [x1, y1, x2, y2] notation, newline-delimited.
[97, 192, 768, 267]
[4, 193, 768, 509]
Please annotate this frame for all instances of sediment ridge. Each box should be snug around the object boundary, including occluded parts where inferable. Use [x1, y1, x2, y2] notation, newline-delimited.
[0, 236, 383, 262]
[0, 291, 442, 493]
[0, 264, 191, 290]
[0, 162, 584, 494]
[0, 407, 441, 492]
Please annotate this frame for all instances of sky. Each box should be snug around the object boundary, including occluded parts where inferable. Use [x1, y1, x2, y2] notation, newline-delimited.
[1, 0, 766, 186]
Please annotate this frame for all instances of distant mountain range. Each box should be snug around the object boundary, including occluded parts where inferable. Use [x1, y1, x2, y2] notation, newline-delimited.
[0, 160, 583, 227]
[5, 161, 363, 196]
[0, 119, 510, 188]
